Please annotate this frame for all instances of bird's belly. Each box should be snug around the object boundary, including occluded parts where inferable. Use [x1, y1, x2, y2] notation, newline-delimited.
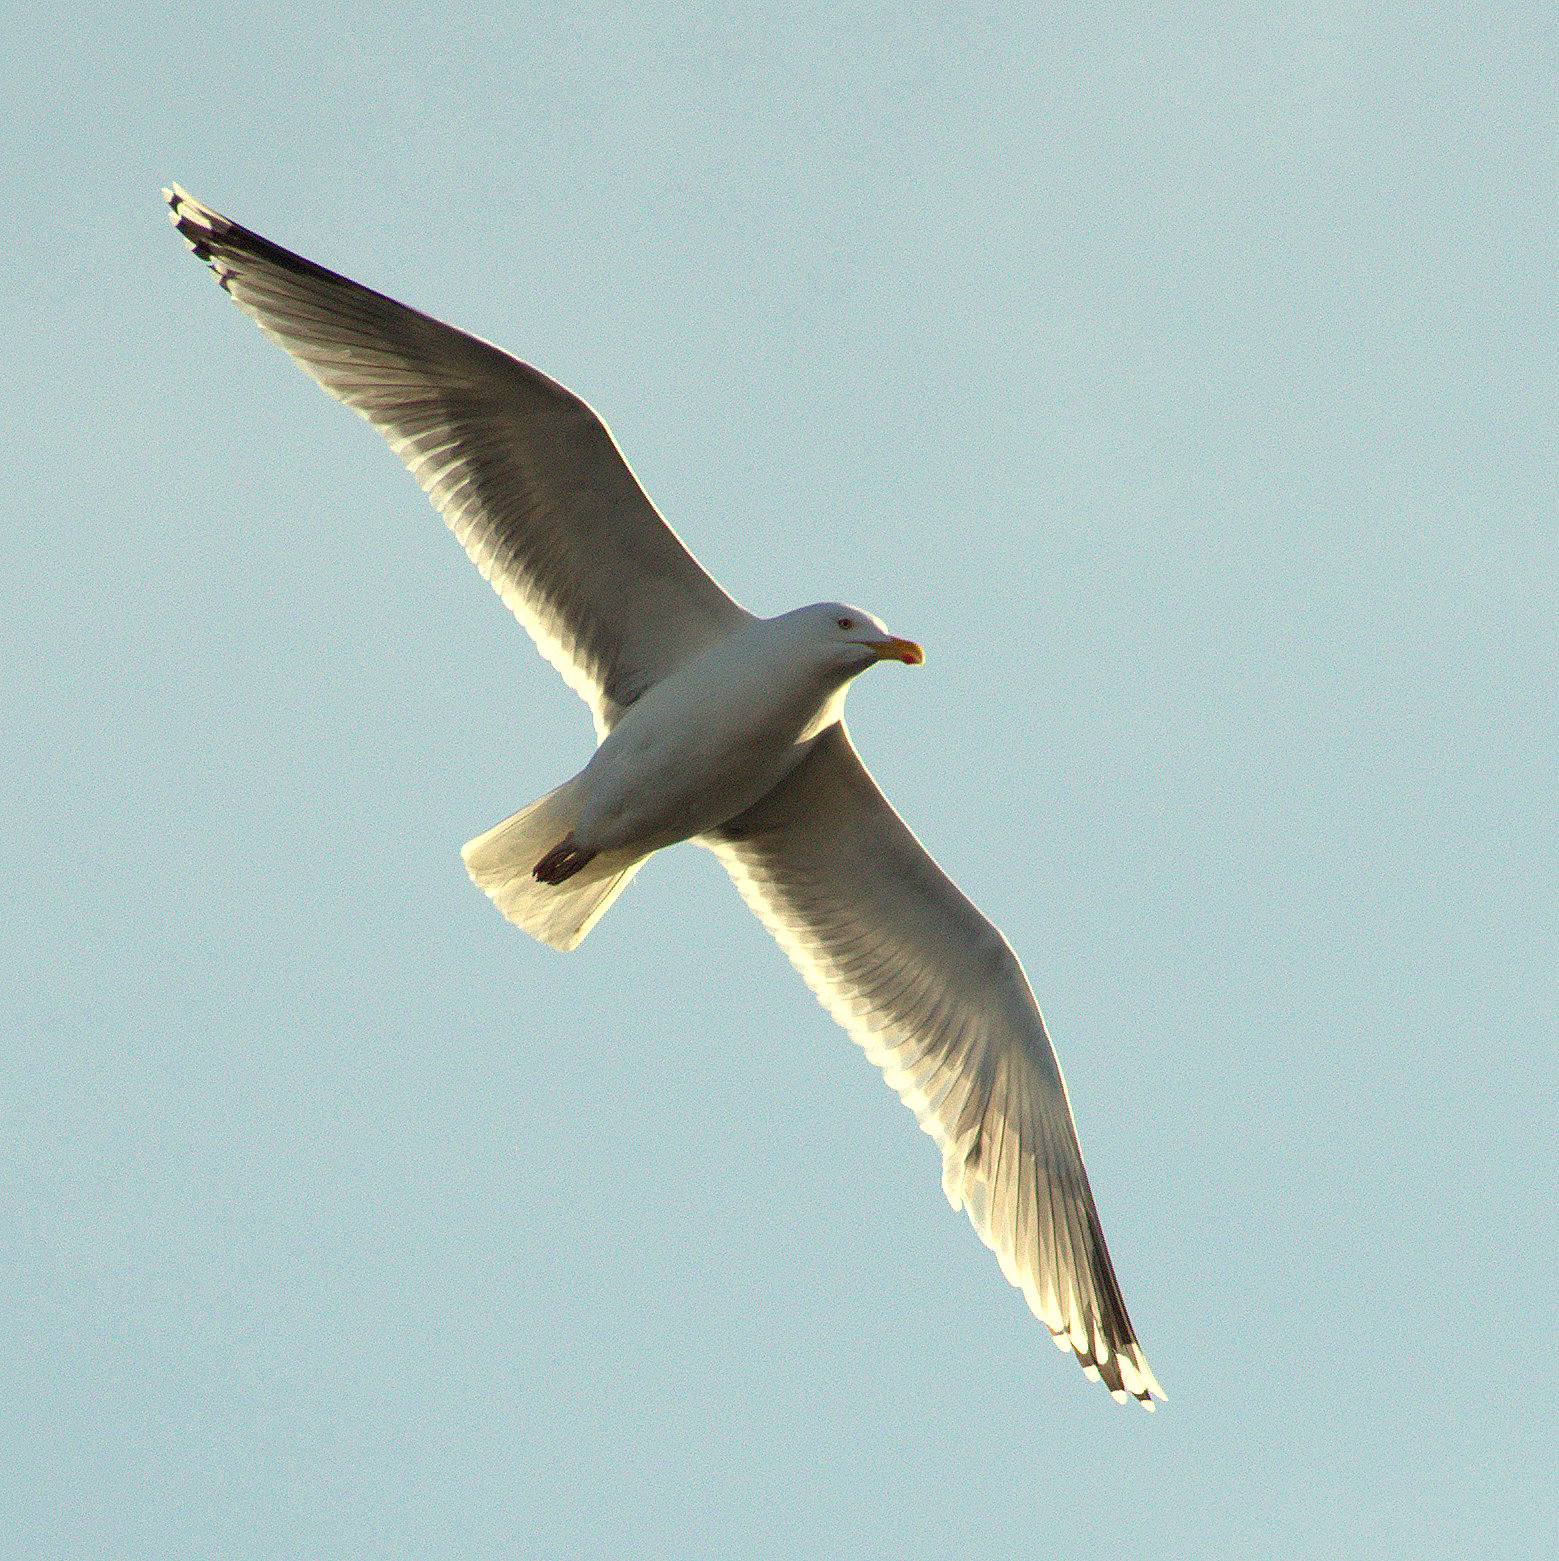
[573, 717, 810, 856]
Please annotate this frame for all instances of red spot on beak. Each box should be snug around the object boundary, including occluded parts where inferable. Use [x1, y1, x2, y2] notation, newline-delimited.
[874, 636, 925, 665]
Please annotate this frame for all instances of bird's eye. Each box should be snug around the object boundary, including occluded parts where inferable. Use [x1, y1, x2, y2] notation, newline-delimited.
[837, 617, 853, 630]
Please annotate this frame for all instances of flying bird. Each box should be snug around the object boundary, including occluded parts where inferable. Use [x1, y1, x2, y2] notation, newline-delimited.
[165, 185, 1164, 1408]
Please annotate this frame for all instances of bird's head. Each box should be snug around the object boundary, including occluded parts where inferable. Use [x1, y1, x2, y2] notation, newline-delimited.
[799, 602, 925, 676]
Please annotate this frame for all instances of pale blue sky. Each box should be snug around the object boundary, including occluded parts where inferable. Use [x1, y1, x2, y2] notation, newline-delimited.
[4, 4, 1556, 1557]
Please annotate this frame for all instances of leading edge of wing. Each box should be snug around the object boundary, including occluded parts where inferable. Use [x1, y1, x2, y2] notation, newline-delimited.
[165, 185, 751, 736]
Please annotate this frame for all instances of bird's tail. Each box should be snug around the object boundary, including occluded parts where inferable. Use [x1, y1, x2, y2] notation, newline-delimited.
[462, 779, 645, 951]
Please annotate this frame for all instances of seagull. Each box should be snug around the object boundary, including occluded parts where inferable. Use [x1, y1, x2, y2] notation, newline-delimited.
[165, 185, 1164, 1408]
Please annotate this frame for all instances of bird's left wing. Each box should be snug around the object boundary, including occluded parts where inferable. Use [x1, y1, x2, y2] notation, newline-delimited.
[165, 186, 751, 737]
[704, 724, 1163, 1407]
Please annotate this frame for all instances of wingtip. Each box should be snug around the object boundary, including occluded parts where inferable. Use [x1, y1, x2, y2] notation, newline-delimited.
[162, 182, 194, 220]
[164, 185, 241, 289]
[1052, 1329, 1164, 1409]
[163, 184, 223, 242]
[1129, 1342, 1168, 1405]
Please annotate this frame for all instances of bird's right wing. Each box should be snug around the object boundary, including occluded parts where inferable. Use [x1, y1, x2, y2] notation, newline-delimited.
[166, 186, 751, 737]
[705, 724, 1162, 1407]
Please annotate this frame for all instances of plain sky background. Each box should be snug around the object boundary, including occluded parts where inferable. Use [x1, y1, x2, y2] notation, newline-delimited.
[4, 3, 1555, 1557]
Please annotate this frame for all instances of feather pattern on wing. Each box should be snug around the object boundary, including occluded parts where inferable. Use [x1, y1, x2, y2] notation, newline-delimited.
[165, 185, 750, 737]
[706, 724, 1164, 1406]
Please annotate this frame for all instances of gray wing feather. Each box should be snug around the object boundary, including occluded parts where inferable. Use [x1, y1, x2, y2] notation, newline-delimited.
[707, 724, 1163, 1407]
[166, 186, 750, 735]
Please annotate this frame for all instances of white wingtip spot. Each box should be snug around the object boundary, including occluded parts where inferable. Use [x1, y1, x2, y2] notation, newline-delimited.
[167, 186, 213, 227]
[1117, 1352, 1145, 1399]
[1133, 1346, 1167, 1402]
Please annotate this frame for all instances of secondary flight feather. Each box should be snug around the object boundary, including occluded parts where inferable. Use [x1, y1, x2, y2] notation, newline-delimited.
[166, 184, 1163, 1408]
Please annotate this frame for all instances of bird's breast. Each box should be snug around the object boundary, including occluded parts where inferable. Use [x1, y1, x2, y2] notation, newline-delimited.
[572, 639, 834, 854]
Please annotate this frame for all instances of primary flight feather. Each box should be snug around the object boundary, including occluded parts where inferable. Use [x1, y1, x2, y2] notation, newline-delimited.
[165, 185, 1163, 1408]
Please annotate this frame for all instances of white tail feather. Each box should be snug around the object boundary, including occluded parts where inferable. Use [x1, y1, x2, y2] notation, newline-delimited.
[462, 779, 645, 951]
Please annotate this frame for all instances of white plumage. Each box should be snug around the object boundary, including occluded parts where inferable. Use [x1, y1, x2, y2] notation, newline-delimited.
[166, 185, 1163, 1408]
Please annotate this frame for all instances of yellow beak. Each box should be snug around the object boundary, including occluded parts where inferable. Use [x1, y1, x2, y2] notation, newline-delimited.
[872, 636, 925, 666]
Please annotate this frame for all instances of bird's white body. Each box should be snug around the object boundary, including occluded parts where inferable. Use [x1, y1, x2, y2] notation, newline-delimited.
[575, 606, 874, 856]
[459, 604, 919, 953]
